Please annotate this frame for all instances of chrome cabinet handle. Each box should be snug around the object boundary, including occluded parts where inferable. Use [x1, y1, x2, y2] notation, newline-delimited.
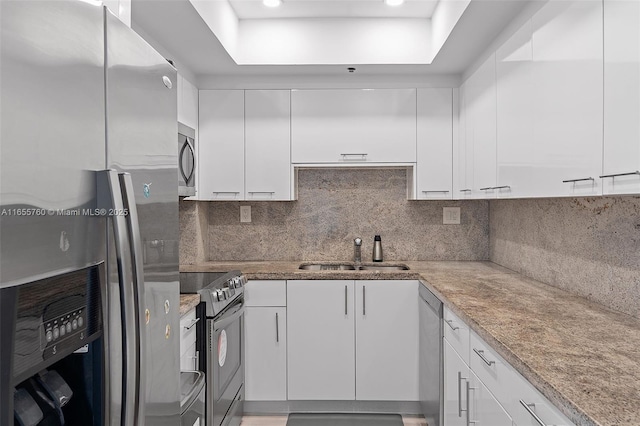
[457, 372, 468, 418]
[183, 317, 200, 330]
[275, 312, 279, 343]
[345, 285, 348, 315]
[466, 381, 477, 425]
[248, 191, 275, 194]
[190, 351, 200, 370]
[519, 400, 548, 426]
[562, 177, 594, 183]
[445, 319, 459, 331]
[600, 170, 640, 179]
[340, 153, 368, 161]
[422, 190, 450, 193]
[362, 285, 366, 316]
[480, 186, 511, 190]
[473, 348, 495, 366]
[459, 189, 472, 192]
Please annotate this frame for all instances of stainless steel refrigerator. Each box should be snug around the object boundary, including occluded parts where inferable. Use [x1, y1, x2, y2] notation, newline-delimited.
[0, 2, 180, 425]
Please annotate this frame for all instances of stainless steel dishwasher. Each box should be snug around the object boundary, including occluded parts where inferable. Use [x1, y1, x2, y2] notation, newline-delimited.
[419, 285, 443, 426]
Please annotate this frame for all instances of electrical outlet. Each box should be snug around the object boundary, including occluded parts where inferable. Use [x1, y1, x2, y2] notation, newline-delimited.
[240, 205, 251, 223]
[443, 207, 461, 225]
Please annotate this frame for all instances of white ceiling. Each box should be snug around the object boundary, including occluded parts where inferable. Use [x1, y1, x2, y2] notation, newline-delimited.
[131, 0, 531, 80]
[228, 0, 440, 20]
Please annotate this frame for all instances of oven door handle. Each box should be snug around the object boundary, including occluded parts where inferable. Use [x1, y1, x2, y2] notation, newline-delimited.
[213, 303, 244, 330]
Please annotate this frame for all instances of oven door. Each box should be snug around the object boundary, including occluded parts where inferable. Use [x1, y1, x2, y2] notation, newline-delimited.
[208, 297, 244, 426]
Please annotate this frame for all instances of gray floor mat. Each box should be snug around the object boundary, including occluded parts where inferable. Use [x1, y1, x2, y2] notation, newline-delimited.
[286, 413, 404, 426]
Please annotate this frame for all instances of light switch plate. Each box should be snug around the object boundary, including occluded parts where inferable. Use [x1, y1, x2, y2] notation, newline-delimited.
[443, 207, 461, 225]
[240, 205, 251, 223]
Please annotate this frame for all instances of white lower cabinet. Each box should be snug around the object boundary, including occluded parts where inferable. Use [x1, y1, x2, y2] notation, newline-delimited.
[244, 307, 287, 401]
[286, 280, 419, 401]
[179, 308, 198, 371]
[444, 340, 469, 426]
[445, 339, 512, 426]
[469, 370, 513, 426]
[445, 307, 575, 426]
[355, 280, 419, 400]
[244, 280, 287, 401]
[287, 280, 356, 400]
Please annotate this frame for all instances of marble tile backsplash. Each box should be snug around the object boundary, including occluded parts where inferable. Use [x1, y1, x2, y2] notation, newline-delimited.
[191, 168, 489, 262]
[490, 197, 640, 318]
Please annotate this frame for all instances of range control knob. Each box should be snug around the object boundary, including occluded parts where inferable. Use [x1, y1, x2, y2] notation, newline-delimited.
[216, 289, 226, 301]
[222, 287, 232, 298]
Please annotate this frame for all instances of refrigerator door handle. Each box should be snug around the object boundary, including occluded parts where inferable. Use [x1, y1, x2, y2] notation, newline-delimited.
[118, 172, 147, 426]
[97, 169, 140, 426]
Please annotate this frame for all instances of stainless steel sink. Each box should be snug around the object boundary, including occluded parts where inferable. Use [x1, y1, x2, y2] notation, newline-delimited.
[298, 263, 409, 271]
[358, 264, 410, 271]
[298, 263, 357, 271]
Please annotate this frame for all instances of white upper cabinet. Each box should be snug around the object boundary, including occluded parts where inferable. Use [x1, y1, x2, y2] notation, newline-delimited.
[465, 53, 500, 199]
[198, 90, 244, 200]
[291, 89, 417, 164]
[496, 19, 535, 199]
[245, 90, 292, 201]
[530, 0, 603, 197]
[417, 88, 454, 200]
[177, 74, 198, 131]
[603, 0, 640, 194]
[456, 82, 475, 199]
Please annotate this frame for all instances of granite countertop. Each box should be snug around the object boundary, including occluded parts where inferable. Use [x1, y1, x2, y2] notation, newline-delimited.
[179, 294, 200, 317]
[179, 260, 640, 426]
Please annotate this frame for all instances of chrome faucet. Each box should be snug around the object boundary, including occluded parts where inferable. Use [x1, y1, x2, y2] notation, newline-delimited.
[354, 238, 362, 264]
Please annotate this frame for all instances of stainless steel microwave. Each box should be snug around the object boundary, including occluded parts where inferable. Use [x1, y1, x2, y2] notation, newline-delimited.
[178, 123, 196, 197]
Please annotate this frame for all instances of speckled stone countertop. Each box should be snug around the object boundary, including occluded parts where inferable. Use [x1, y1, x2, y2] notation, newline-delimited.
[180, 260, 640, 426]
[179, 294, 200, 317]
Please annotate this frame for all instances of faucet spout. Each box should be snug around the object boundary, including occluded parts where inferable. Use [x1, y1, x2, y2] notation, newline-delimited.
[354, 238, 362, 264]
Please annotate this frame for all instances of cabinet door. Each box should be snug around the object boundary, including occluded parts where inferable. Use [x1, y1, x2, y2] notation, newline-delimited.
[531, 0, 603, 197]
[178, 74, 198, 131]
[245, 90, 291, 201]
[496, 20, 535, 198]
[444, 340, 469, 426]
[417, 88, 453, 200]
[467, 53, 500, 199]
[244, 307, 287, 401]
[456, 82, 475, 199]
[287, 280, 355, 400]
[603, 0, 640, 194]
[198, 90, 244, 200]
[469, 370, 513, 426]
[355, 280, 418, 400]
[291, 89, 417, 163]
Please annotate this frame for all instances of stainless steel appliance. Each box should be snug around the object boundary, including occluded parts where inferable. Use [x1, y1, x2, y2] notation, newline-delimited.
[178, 123, 196, 197]
[418, 285, 443, 426]
[1, 2, 180, 425]
[181, 271, 246, 426]
[181, 371, 206, 426]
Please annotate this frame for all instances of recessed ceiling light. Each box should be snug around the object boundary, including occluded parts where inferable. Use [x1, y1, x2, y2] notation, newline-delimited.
[263, 0, 282, 7]
[384, 0, 404, 6]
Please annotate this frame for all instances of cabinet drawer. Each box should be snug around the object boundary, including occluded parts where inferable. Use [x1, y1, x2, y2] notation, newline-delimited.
[470, 331, 574, 426]
[245, 280, 286, 306]
[180, 309, 198, 356]
[444, 307, 469, 364]
[469, 330, 514, 407]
